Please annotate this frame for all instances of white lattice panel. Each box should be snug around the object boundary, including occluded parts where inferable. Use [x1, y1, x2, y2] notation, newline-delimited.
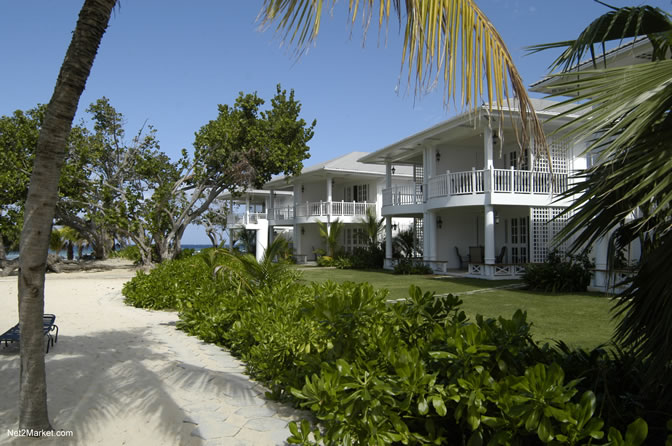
[535, 137, 569, 173]
[530, 207, 570, 263]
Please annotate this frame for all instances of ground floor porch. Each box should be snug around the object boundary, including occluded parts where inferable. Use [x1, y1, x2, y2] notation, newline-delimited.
[383, 204, 570, 280]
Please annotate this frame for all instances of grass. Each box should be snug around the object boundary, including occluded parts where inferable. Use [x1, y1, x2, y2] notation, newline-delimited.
[296, 266, 615, 350]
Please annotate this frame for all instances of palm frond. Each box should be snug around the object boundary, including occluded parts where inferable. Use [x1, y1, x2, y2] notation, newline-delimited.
[547, 60, 672, 159]
[527, 5, 672, 71]
[259, 0, 546, 156]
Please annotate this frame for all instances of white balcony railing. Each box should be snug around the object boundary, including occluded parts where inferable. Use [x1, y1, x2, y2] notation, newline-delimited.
[230, 212, 267, 225]
[269, 201, 375, 221]
[382, 183, 424, 206]
[391, 168, 569, 204]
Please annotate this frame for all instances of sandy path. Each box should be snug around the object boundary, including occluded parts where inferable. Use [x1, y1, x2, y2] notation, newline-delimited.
[0, 264, 305, 445]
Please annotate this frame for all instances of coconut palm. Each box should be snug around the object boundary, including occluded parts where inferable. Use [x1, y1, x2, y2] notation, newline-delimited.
[530, 4, 672, 384]
[358, 207, 384, 247]
[316, 219, 345, 257]
[394, 229, 421, 259]
[260, 0, 546, 153]
[17, 0, 117, 430]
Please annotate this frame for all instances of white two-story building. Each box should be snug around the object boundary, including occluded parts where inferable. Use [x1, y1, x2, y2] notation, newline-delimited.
[359, 99, 588, 279]
[220, 152, 413, 262]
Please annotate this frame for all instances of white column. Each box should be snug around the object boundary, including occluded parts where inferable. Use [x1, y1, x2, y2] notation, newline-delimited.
[326, 176, 332, 202]
[385, 216, 393, 261]
[228, 198, 234, 250]
[423, 211, 433, 262]
[592, 235, 610, 291]
[484, 127, 494, 169]
[245, 195, 250, 224]
[385, 162, 392, 188]
[255, 221, 269, 262]
[484, 204, 495, 266]
[294, 224, 302, 255]
[484, 126, 494, 194]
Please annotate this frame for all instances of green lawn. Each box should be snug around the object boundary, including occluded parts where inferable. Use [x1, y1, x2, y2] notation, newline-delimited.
[295, 267, 616, 350]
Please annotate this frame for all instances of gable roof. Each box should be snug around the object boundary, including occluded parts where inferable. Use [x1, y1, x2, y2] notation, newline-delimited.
[264, 151, 413, 189]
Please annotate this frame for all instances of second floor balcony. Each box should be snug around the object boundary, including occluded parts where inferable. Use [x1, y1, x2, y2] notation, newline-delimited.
[383, 168, 569, 209]
[228, 212, 268, 226]
[268, 200, 376, 224]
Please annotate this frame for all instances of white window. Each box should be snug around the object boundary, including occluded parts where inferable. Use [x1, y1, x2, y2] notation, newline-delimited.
[343, 228, 368, 252]
[344, 184, 369, 202]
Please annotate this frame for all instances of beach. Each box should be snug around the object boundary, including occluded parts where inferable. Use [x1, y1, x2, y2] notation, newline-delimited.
[0, 260, 305, 445]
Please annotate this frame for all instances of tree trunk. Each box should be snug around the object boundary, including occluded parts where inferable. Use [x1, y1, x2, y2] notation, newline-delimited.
[17, 0, 116, 432]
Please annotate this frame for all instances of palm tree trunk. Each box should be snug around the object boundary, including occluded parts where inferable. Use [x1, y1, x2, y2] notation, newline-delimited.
[18, 0, 116, 431]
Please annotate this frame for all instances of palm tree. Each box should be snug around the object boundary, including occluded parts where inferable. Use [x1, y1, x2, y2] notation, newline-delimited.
[22, 0, 537, 432]
[394, 228, 421, 259]
[358, 207, 384, 247]
[17, 0, 117, 430]
[530, 4, 672, 384]
[259, 0, 546, 153]
[316, 219, 344, 257]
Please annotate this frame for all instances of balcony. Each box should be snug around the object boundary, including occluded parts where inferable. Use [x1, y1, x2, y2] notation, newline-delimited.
[228, 212, 267, 225]
[383, 168, 569, 210]
[268, 201, 376, 224]
[382, 183, 424, 206]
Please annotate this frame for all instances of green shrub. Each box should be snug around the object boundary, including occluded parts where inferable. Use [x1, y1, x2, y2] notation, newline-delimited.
[122, 249, 224, 310]
[523, 250, 593, 292]
[124, 250, 665, 445]
[393, 259, 434, 275]
[316, 255, 333, 266]
[349, 244, 385, 269]
[109, 245, 142, 262]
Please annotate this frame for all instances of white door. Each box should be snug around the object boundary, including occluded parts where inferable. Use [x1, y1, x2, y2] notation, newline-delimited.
[510, 217, 528, 264]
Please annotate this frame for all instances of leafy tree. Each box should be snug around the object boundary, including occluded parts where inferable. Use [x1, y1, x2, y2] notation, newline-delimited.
[316, 219, 344, 258]
[531, 4, 672, 385]
[56, 97, 161, 260]
[0, 108, 42, 259]
[194, 199, 229, 247]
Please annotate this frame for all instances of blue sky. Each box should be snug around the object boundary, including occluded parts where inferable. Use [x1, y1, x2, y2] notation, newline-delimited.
[1, 1, 669, 244]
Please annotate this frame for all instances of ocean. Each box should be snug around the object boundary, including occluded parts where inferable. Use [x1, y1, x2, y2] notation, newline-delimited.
[5, 244, 214, 260]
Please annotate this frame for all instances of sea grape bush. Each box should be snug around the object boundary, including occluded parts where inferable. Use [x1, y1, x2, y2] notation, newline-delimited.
[122, 254, 667, 444]
[523, 250, 593, 292]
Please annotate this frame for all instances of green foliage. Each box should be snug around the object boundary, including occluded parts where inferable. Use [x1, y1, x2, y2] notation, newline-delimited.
[523, 251, 593, 292]
[349, 244, 385, 269]
[122, 250, 222, 310]
[531, 4, 672, 387]
[315, 219, 344, 258]
[393, 259, 434, 275]
[125, 254, 668, 444]
[109, 245, 142, 262]
[394, 228, 422, 259]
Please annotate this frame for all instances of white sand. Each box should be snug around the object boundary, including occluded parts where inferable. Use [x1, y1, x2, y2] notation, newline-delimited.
[0, 261, 306, 445]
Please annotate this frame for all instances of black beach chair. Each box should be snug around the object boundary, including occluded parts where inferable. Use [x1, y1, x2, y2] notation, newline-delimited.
[0, 314, 59, 353]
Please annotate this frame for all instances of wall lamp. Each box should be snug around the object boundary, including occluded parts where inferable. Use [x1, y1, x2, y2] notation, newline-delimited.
[332, 179, 335, 187]
[392, 223, 398, 230]
[495, 212, 500, 224]
[301, 226, 305, 235]
[301, 184, 304, 193]
[493, 131, 500, 146]
[435, 151, 441, 162]
[436, 216, 443, 229]
[391, 166, 396, 175]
